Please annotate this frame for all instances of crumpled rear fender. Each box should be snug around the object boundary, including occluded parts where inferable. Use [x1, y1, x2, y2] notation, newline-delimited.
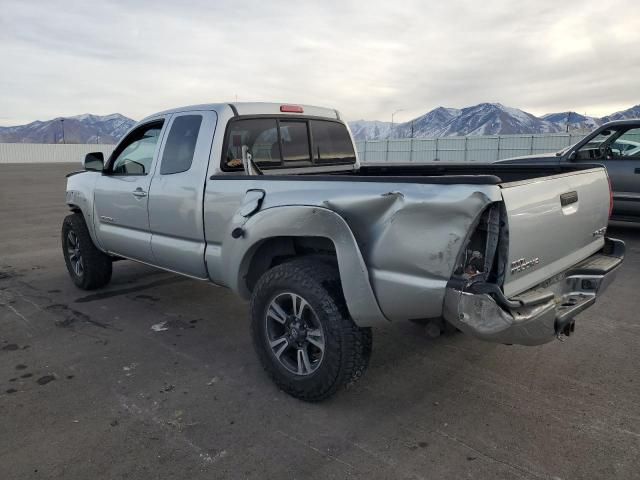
[211, 205, 389, 327]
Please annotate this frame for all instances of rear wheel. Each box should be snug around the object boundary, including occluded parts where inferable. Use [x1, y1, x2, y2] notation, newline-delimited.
[61, 213, 112, 290]
[250, 258, 372, 401]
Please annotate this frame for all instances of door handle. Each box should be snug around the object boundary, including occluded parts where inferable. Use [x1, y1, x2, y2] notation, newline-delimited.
[560, 191, 578, 206]
[132, 188, 147, 198]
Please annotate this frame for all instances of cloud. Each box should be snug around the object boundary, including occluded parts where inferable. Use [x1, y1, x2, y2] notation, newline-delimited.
[1, 0, 639, 125]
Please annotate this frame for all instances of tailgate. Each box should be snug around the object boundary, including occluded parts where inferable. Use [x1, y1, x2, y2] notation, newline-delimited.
[500, 167, 610, 297]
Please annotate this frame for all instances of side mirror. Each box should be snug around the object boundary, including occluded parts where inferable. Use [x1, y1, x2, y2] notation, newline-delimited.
[83, 152, 104, 171]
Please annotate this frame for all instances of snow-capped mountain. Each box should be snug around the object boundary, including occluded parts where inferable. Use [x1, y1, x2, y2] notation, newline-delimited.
[348, 120, 394, 142]
[2, 103, 639, 144]
[0, 113, 136, 144]
[438, 103, 559, 136]
[390, 107, 461, 138]
[541, 112, 601, 130]
[349, 103, 561, 140]
[601, 104, 640, 122]
[348, 103, 640, 140]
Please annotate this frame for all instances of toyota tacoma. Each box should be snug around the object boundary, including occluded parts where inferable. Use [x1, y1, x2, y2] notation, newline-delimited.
[63, 102, 624, 401]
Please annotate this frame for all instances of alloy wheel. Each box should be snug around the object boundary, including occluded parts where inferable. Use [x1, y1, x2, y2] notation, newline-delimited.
[264, 292, 325, 376]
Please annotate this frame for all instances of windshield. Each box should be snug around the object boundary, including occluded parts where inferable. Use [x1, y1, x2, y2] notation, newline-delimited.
[583, 131, 615, 149]
[568, 127, 640, 160]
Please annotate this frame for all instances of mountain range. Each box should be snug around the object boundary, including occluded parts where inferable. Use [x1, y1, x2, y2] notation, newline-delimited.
[0, 113, 136, 144]
[348, 103, 640, 141]
[1, 103, 639, 144]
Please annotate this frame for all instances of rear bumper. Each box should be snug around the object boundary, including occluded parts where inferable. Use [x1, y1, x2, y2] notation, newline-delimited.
[443, 237, 625, 346]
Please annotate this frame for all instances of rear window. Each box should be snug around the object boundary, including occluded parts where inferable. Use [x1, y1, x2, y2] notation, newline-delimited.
[310, 120, 356, 165]
[225, 118, 281, 170]
[280, 121, 311, 166]
[222, 117, 355, 171]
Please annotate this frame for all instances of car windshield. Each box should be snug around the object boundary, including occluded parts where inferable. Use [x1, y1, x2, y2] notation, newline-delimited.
[583, 131, 615, 149]
[561, 129, 616, 157]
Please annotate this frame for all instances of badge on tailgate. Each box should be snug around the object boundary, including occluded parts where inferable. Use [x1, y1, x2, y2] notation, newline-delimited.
[511, 257, 540, 275]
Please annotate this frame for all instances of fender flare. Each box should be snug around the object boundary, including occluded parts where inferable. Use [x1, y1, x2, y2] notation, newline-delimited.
[65, 196, 103, 251]
[220, 205, 389, 327]
[65, 172, 105, 252]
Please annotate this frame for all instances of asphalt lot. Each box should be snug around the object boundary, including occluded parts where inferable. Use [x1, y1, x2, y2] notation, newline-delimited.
[1, 163, 639, 480]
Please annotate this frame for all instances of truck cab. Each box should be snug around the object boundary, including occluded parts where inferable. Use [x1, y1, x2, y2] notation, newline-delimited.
[70, 103, 357, 279]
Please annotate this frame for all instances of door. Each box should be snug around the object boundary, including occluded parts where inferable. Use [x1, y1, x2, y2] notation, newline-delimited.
[607, 128, 640, 218]
[148, 111, 217, 278]
[93, 119, 166, 262]
[574, 126, 640, 219]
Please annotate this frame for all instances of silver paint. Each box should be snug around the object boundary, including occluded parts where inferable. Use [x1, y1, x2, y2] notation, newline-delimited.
[147, 110, 218, 278]
[65, 102, 618, 342]
[500, 169, 610, 297]
[203, 178, 501, 325]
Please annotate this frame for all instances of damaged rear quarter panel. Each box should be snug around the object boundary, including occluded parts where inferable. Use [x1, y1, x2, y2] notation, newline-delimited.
[323, 184, 500, 321]
[206, 178, 501, 322]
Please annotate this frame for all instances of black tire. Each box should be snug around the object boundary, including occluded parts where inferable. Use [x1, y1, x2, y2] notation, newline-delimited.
[61, 213, 112, 290]
[250, 257, 372, 401]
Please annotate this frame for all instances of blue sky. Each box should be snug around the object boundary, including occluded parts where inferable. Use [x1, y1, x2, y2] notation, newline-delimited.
[1, 0, 638, 125]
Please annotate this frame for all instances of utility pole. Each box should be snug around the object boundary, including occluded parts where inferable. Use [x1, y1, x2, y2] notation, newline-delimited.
[391, 109, 403, 129]
[566, 112, 572, 133]
[60, 119, 66, 144]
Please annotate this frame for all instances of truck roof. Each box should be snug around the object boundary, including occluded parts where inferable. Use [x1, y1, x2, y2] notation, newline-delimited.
[142, 102, 341, 122]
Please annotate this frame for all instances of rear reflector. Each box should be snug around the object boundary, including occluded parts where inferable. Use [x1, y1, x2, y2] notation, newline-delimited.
[280, 104, 304, 113]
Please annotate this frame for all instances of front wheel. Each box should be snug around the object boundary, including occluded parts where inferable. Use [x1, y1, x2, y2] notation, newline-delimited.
[250, 258, 372, 401]
[61, 213, 112, 290]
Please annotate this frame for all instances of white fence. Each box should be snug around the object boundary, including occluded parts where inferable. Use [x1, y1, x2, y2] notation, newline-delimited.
[0, 143, 115, 164]
[355, 133, 591, 163]
[2, 132, 633, 165]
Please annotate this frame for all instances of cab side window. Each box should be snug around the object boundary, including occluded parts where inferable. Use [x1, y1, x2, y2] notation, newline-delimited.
[160, 115, 203, 175]
[110, 121, 164, 175]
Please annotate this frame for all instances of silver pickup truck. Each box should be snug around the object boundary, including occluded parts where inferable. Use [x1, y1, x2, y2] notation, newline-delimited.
[63, 102, 624, 401]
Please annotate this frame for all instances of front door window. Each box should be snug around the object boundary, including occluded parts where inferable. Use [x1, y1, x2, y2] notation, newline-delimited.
[109, 122, 164, 175]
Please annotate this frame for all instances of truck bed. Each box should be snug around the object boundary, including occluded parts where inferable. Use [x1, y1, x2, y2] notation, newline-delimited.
[217, 163, 604, 185]
[208, 161, 611, 317]
[355, 162, 602, 184]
